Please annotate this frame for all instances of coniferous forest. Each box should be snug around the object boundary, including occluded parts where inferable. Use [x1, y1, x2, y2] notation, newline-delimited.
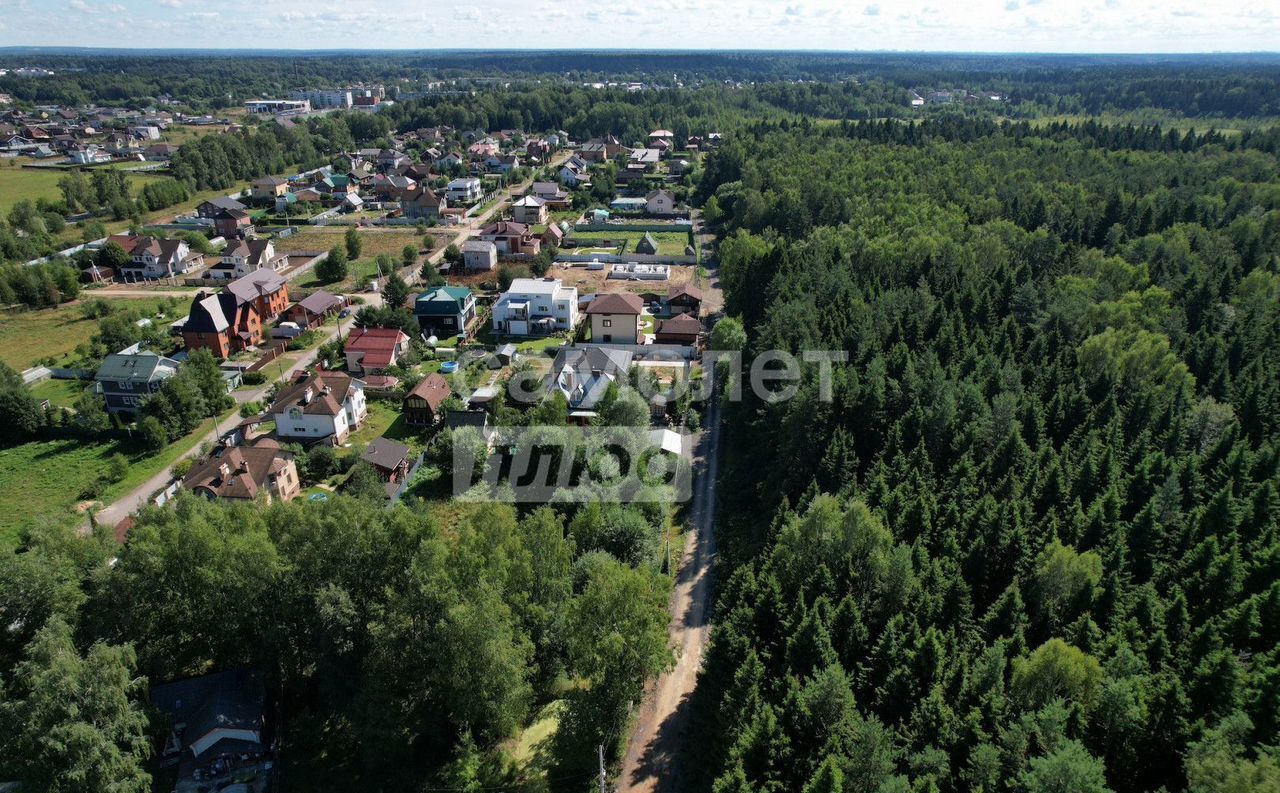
[1, 50, 1280, 793]
[688, 117, 1280, 791]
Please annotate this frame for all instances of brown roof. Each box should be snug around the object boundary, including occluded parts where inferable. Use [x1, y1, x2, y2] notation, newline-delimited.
[271, 371, 358, 418]
[406, 373, 451, 411]
[586, 292, 644, 316]
[667, 284, 703, 302]
[361, 437, 411, 472]
[182, 439, 294, 501]
[479, 220, 529, 237]
[656, 314, 702, 334]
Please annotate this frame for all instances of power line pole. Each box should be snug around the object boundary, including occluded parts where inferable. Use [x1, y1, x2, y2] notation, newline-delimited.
[597, 744, 608, 793]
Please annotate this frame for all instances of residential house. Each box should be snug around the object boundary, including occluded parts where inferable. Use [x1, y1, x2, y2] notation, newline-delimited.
[208, 238, 284, 280]
[526, 138, 551, 159]
[291, 186, 325, 205]
[510, 195, 548, 225]
[578, 136, 623, 162]
[182, 438, 300, 503]
[415, 285, 476, 337]
[468, 141, 498, 159]
[372, 172, 415, 198]
[149, 669, 268, 782]
[531, 181, 571, 208]
[183, 291, 263, 358]
[400, 185, 445, 220]
[666, 284, 703, 315]
[250, 175, 288, 201]
[144, 142, 178, 161]
[343, 327, 410, 375]
[542, 223, 564, 248]
[182, 270, 289, 358]
[488, 153, 520, 173]
[270, 370, 367, 445]
[634, 232, 659, 255]
[435, 151, 464, 170]
[377, 148, 410, 172]
[226, 269, 290, 322]
[399, 162, 435, 182]
[550, 346, 634, 414]
[196, 196, 247, 219]
[492, 277, 579, 336]
[283, 290, 344, 328]
[67, 144, 111, 164]
[629, 148, 661, 171]
[654, 313, 702, 345]
[477, 221, 541, 256]
[586, 292, 644, 343]
[446, 177, 483, 204]
[646, 189, 677, 215]
[120, 237, 204, 281]
[211, 206, 253, 239]
[315, 173, 357, 196]
[649, 129, 675, 144]
[360, 437, 413, 495]
[95, 350, 179, 416]
[461, 240, 498, 272]
[558, 156, 590, 187]
[403, 373, 453, 427]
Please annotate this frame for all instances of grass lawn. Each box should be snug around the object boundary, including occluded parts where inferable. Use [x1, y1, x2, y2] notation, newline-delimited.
[0, 297, 182, 370]
[569, 230, 692, 256]
[0, 410, 225, 548]
[343, 400, 427, 453]
[29, 377, 91, 408]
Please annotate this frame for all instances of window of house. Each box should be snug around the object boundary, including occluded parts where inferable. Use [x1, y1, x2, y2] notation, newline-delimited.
[603, 319, 612, 328]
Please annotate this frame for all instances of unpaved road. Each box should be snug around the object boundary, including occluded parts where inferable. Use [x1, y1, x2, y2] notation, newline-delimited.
[616, 371, 722, 793]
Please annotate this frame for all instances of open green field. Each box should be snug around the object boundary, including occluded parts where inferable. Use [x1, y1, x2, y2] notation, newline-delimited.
[0, 411, 222, 548]
[569, 229, 691, 256]
[0, 297, 182, 371]
[0, 158, 171, 215]
[274, 226, 434, 260]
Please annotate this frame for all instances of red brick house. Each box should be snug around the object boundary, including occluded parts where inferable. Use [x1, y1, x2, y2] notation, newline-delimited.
[182, 270, 289, 358]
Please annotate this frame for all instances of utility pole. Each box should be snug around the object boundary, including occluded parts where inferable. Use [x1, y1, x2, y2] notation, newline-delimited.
[597, 744, 608, 793]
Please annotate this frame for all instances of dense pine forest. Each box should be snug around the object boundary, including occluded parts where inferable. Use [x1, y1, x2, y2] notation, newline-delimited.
[687, 118, 1280, 791]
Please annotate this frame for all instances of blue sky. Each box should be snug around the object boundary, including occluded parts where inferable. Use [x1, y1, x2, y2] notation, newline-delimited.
[0, 0, 1276, 52]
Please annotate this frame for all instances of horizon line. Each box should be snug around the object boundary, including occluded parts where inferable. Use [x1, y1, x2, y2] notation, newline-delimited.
[1, 46, 1279, 57]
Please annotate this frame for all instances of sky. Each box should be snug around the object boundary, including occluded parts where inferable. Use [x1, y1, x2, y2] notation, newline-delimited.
[0, 0, 1277, 53]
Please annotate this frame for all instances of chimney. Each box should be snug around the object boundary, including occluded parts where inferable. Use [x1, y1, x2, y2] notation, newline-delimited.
[302, 386, 313, 404]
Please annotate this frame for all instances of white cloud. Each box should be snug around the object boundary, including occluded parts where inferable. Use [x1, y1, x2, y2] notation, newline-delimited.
[0, 0, 1276, 52]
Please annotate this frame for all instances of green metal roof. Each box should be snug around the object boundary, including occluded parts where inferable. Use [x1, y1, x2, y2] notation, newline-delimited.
[415, 286, 473, 316]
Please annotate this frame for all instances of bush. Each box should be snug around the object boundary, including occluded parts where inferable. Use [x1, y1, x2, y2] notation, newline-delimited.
[242, 371, 267, 386]
[171, 458, 194, 480]
[106, 453, 131, 484]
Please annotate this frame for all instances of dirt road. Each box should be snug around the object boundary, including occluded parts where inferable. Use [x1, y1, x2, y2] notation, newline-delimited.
[616, 371, 722, 793]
